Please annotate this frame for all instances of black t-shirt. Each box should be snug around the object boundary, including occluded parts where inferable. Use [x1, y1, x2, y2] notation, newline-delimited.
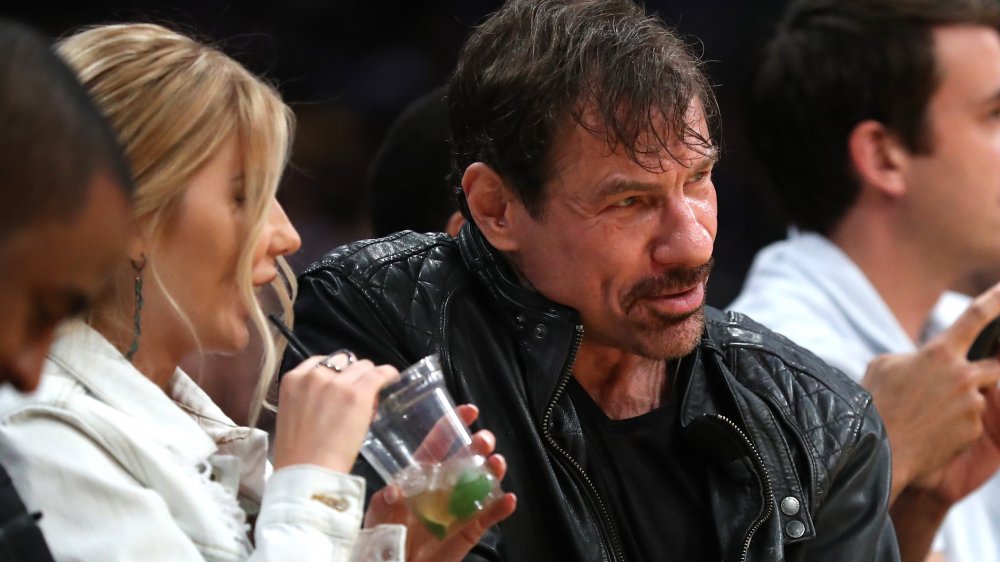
[0, 463, 54, 561]
[567, 377, 719, 562]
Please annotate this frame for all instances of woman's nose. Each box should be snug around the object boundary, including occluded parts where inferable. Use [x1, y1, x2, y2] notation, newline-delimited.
[268, 200, 301, 257]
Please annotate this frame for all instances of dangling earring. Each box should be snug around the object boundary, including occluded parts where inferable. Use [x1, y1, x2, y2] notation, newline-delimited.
[125, 254, 146, 362]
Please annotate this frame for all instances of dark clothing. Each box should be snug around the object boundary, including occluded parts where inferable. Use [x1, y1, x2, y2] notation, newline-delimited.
[567, 377, 719, 562]
[0, 463, 53, 562]
[286, 224, 900, 562]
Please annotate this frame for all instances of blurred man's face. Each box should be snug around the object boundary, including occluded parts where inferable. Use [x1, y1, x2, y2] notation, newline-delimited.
[902, 25, 1000, 276]
[0, 174, 129, 391]
[502, 100, 717, 359]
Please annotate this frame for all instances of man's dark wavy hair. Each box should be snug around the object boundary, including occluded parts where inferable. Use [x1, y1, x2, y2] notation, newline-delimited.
[749, 0, 1000, 235]
[448, 0, 719, 219]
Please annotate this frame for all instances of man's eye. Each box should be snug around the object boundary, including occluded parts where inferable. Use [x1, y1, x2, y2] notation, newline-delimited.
[30, 294, 89, 332]
[689, 170, 711, 183]
[29, 303, 60, 334]
[613, 196, 637, 208]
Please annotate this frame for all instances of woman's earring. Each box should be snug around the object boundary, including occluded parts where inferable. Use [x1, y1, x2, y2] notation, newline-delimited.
[125, 254, 146, 362]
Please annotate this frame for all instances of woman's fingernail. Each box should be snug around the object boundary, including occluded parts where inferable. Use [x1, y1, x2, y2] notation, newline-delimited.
[384, 485, 400, 504]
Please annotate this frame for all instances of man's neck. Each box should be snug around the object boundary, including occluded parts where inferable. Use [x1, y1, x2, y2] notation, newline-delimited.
[830, 210, 955, 343]
[572, 340, 671, 420]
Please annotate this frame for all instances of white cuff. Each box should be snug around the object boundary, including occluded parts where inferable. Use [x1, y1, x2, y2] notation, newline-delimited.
[257, 465, 365, 541]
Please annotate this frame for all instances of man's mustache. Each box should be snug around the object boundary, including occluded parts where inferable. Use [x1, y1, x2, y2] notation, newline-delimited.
[622, 258, 714, 310]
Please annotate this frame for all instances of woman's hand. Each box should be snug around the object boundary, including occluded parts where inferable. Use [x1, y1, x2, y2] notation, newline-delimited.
[272, 352, 398, 473]
[364, 405, 518, 562]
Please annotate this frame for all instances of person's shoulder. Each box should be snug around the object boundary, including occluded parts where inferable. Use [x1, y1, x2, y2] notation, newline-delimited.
[0, 370, 129, 484]
[704, 307, 871, 410]
[302, 231, 460, 281]
[704, 307, 881, 500]
[0, 365, 86, 421]
[0, 359, 147, 460]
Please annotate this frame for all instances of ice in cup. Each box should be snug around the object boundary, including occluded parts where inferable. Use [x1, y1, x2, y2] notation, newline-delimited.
[360, 354, 501, 538]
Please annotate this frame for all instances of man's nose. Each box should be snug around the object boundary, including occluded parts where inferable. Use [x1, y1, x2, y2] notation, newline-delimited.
[651, 197, 715, 268]
[5, 329, 55, 393]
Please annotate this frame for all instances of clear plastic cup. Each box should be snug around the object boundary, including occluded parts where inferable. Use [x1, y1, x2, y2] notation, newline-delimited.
[360, 354, 501, 538]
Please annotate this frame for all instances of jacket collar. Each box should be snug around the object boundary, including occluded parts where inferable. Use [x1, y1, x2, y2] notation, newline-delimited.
[45, 322, 269, 502]
[456, 221, 579, 322]
[457, 222, 583, 421]
[678, 316, 818, 547]
[46, 323, 216, 464]
[456, 227, 815, 547]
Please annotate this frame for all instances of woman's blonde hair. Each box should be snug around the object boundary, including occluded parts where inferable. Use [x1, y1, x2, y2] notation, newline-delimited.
[58, 23, 295, 424]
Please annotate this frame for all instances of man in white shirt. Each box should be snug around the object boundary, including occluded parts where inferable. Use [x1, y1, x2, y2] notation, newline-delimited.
[729, 1, 1000, 561]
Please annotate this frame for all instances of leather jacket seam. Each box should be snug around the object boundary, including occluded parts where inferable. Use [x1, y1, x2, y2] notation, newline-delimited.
[303, 231, 412, 275]
[712, 334, 871, 512]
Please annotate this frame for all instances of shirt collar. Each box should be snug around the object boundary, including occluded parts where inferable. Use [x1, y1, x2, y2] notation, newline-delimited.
[766, 230, 917, 355]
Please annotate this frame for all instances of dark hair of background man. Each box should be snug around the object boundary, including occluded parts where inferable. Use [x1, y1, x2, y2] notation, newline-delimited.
[749, 0, 1000, 236]
[0, 17, 133, 240]
[9, 0, 794, 307]
[366, 85, 456, 237]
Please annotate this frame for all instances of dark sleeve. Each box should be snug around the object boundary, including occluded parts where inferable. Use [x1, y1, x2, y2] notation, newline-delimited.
[805, 400, 900, 561]
[281, 266, 413, 514]
[284, 267, 507, 562]
[281, 268, 412, 374]
[0, 464, 54, 562]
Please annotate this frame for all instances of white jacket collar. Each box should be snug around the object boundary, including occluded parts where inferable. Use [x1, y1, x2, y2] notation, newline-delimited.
[47, 322, 268, 502]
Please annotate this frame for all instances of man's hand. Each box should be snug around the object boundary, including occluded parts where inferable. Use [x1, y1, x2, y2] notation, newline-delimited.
[862, 284, 1000, 503]
[911, 383, 1000, 503]
[891, 392, 1000, 562]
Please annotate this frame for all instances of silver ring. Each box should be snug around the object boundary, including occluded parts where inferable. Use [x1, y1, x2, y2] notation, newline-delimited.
[319, 349, 357, 373]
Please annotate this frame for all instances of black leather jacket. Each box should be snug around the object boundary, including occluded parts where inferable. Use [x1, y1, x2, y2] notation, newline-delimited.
[288, 224, 899, 562]
[0, 463, 53, 562]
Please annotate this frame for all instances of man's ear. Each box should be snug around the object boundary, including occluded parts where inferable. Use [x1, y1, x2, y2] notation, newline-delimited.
[848, 120, 909, 198]
[462, 162, 520, 251]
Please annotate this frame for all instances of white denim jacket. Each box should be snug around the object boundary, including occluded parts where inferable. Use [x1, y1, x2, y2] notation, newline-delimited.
[0, 322, 405, 562]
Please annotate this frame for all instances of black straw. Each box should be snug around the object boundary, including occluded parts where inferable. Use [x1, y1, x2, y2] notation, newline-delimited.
[267, 314, 313, 361]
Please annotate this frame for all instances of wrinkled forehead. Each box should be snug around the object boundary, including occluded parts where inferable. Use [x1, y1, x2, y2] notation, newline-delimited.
[551, 97, 716, 174]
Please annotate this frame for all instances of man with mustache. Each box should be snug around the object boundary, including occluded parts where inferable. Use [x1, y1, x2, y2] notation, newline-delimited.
[288, 0, 899, 560]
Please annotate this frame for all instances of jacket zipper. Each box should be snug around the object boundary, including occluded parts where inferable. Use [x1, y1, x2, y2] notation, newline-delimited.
[540, 325, 627, 562]
[713, 414, 774, 562]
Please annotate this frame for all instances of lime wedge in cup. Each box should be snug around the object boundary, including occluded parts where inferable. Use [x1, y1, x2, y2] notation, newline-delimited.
[416, 515, 448, 539]
[408, 488, 455, 539]
[448, 468, 495, 520]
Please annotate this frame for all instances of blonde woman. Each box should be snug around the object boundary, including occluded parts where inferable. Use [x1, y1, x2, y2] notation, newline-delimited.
[0, 23, 513, 562]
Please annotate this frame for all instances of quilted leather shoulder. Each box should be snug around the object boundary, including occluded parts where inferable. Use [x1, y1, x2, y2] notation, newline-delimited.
[304, 231, 454, 278]
[300, 231, 470, 355]
[704, 307, 877, 506]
